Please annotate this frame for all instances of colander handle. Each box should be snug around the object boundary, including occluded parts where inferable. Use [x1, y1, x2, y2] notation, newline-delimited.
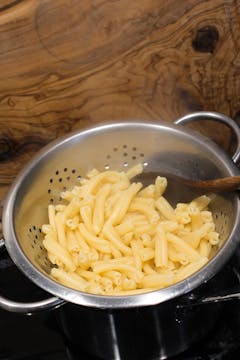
[174, 111, 240, 163]
[0, 239, 65, 314]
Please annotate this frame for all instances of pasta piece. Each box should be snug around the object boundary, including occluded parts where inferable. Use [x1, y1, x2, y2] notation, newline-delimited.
[177, 222, 214, 249]
[76, 269, 101, 282]
[190, 195, 211, 211]
[129, 199, 159, 224]
[66, 216, 80, 230]
[188, 207, 203, 231]
[154, 176, 167, 198]
[138, 184, 155, 198]
[102, 222, 132, 256]
[101, 276, 114, 293]
[74, 229, 90, 252]
[92, 259, 143, 283]
[103, 270, 122, 287]
[166, 233, 201, 261]
[43, 235, 76, 272]
[142, 273, 174, 288]
[108, 182, 142, 225]
[112, 288, 153, 295]
[122, 276, 137, 291]
[175, 211, 191, 225]
[110, 173, 130, 192]
[130, 240, 143, 271]
[61, 190, 75, 202]
[174, 257, 208, 282]
[81, 170, 121, 194]
[206, 231, 220, 245]
[141, 233, 153, 248]
[42, 224, 52, 234]
[160, 221, 179, 232]
[143, 263, 156, 275]
[67, 230, 80, 254]
[105, 191, 121, 219]
[126, 164, 143, 179]
[78, 223, 111, 254]
[110, 244, 122, 258]
[63, 198, 81, 219]
[87, 168, 100, 178]
[115, 221, 134, 236]
[51, 268, 88, 291]
[155, 196, 175, 220]
[55, 212, 67, 247]
[92, 184, 111, 234]
[123, 232, 134, 245]
[80, 205, 93, 233]
[48, 205, 56, 231]
[168, 244, 189, 265]
[199, 240, 212, 257]
[154, 225, 168, 267]
[139, 247, 155, 262]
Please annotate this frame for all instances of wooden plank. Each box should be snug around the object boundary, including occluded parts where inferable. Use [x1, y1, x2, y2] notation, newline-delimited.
[1, 0, 240, 203]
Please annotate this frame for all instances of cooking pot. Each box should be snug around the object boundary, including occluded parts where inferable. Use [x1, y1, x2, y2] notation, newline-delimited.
[1, 111, 240, 359]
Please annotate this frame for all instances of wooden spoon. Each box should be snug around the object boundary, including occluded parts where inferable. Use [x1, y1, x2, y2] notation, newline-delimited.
[133, 172, 240, 193]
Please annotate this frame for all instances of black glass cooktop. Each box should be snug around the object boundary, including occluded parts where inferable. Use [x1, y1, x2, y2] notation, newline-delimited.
[1, 247, 240, 360]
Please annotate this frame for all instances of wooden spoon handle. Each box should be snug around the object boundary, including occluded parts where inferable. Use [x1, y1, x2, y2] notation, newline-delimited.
[181, 175, 240, 193]
[133, 172, 240, 193]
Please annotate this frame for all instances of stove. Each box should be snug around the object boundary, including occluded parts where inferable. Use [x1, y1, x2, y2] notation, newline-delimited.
[1, 247, 240, 360]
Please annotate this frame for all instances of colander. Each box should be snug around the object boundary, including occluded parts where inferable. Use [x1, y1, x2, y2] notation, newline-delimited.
[1, 111, 240, 314]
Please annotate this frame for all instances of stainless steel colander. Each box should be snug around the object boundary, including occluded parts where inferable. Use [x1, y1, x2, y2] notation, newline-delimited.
[1, 111, 240, 313]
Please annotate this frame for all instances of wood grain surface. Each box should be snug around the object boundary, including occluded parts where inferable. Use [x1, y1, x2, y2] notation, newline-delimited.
[1, 0, 240, 212]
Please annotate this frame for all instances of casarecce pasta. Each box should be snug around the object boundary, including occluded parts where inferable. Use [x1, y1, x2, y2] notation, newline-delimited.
[42, 164, 220, 295]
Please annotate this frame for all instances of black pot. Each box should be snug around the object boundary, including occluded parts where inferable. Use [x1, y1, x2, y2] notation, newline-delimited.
[56, 261, 237, 360]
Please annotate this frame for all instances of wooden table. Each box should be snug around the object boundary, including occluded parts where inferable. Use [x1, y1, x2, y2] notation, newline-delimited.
[1, 0, 240, 209]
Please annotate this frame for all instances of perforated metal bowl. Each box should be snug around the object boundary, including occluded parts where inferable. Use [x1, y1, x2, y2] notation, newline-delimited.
[1, 111, 240, 313]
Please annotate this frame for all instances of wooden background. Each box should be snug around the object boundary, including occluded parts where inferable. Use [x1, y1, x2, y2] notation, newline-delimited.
[1, 0, 240, 216]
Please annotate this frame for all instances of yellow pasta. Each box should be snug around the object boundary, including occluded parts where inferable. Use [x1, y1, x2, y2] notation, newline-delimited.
[80, 205, 93, 233]
[115, 220, 133, 236]
[129, 199, 160, 224]
[126, 163, 143, 179]
[48, 205, 56, 231]
[190, 195, 211, 211]
[93, 184, 111, 235]
[189, 208, 203, 231]
[174, 257, 208, 282]
[78, 223, 112, 254]
[92, 260, 143, 283]
[103, 270, 122, 286]
[138, 184, 155, 198]
[108, 183, 143, 225]
[154, 225, 168, 267]
[66, 216, 80, 230]
[63, 198, 80, 219]
[42, 165, 220, 296]
[66, 230, 80, 254]
[102, 222, 132, 256]
[54, 212, 67, 247]
[141, 273, 174, 288]
[51, 268, 88, 292]
[166, 233, 202, 261]
[87, 168, 100, 178]
[155, 196, 175, 220]
[130, 240, 142, 271]
[43, 235, 76, 272]
[154, 176, 167, 198]
[199, 240, 212, 257]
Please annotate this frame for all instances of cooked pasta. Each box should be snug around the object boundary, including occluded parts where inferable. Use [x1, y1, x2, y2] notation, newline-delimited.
[42, 166, 220, 295]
